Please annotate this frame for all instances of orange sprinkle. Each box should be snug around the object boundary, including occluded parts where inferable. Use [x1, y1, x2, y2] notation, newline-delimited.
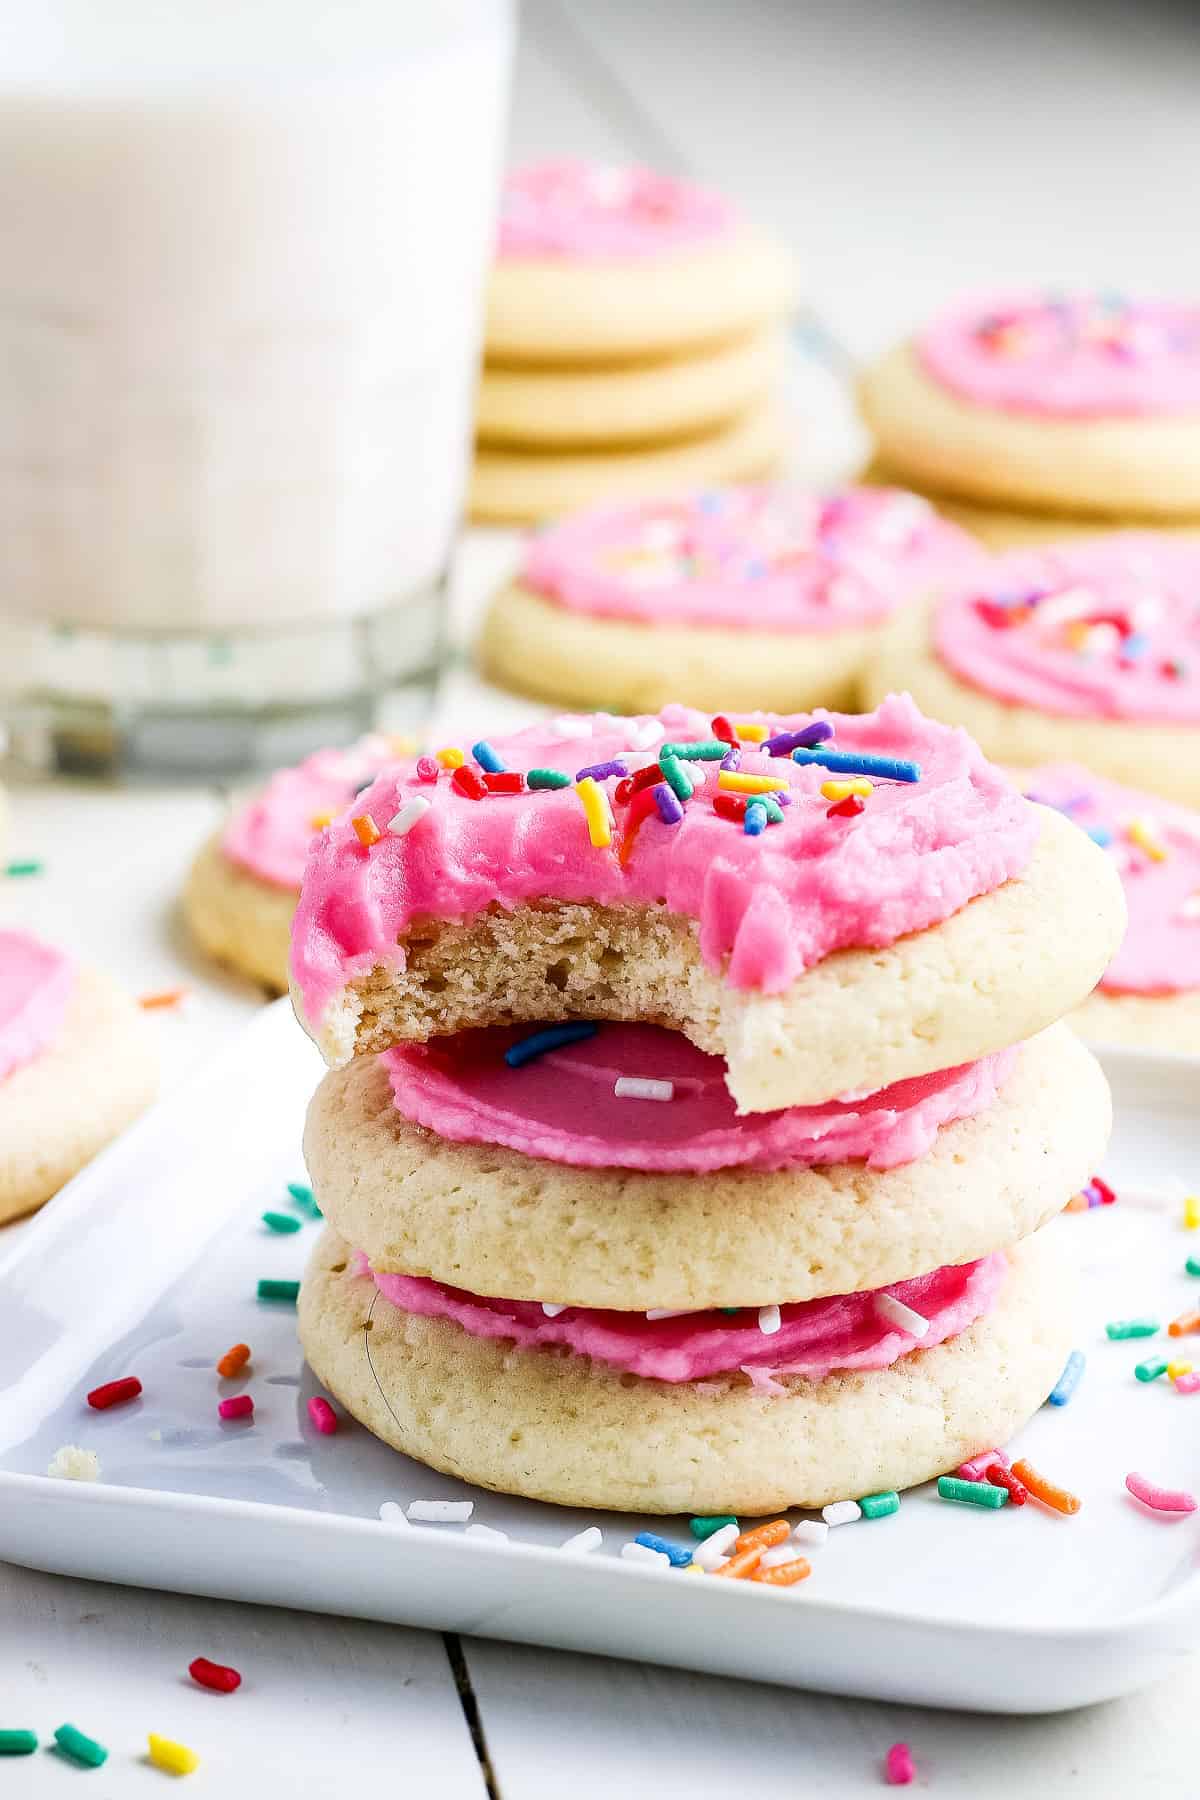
[352, 814, 381, 847]
[310, 810, 334, 830]
[217, 1343, 251, 1379]
[1169, 1309, 1200, 1338]
[1010, 1457, 1081, 1515]
[734, 1519, 790, 1554]
[711, 1545, 764, 1580]
[138, 986, 189, 1011]
[1065, 1192, 1089, 1213]
[750, 1557, 811, 1587]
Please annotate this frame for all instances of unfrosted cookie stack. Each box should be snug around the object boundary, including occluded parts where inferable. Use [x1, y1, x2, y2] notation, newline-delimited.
[860, 290, 1200, 548]
[290, 698, 1124, 1514]
[471, 162, 798, 524]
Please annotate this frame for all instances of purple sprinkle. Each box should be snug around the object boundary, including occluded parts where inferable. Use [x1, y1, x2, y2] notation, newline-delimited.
[719, 746, 742, 772]
[653, 783, 684, 825]
[575, 759, 627, 783]
[774, 788, 792, 806]
[763, 721, 833, 757]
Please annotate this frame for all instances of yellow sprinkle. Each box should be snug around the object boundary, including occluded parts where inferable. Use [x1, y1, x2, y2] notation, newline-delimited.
[384, 734, 419, 757]
[1169, 1361, 1194, 1380]
[436, 747, 465, 769]
[1185, 1195, 1200, 1230]
[309, 811, 334, 830]
[820, 778, 873, 802]
[734, 723, 768, 743]
[683, 1560, 705, 1573]
[718, 772, 789, 795]
[1128, 817, 1168, 863]
[576, 776, 612, 849]
[148, 1735, 200, 1776]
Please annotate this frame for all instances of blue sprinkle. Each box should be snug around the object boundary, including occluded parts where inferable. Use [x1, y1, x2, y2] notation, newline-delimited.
[472, 740, 506, 774]
[575, 759, 627, 783]
[1048, 1349, 1086, 1407]
[763, 722, 833, 757]
[744, 801, 768, 836]
[634, 1532, 694, 1567]
[505, 1022, 598, 1068]
[1118, 633, 1150, 663]
[1086, 825, 1113, 847]
[790, 747, 920, 783]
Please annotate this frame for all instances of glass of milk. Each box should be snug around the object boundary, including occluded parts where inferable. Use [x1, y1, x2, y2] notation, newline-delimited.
[0, 0, 513, 773]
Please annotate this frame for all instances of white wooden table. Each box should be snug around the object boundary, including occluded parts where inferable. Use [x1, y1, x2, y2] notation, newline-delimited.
[4, 2, 1200, 1791]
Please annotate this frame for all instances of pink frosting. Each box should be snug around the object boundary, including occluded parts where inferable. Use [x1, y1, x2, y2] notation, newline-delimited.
[0, 930, 76, 1083]
[496, 159, 736, 261]
[366, 1252, 1007, 1384]
[222, 735, 406, 891]
[934, 535, 1200, 724]
[386, 1023, 1017, 1174]
[289, 696, 1038, 1030]
[521, 487, 984, 633]
[1022, 764, 1200, 994]
[918, 291, 1200, 418]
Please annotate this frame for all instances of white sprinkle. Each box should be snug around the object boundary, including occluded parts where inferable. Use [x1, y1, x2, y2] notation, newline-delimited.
[541, 1303, 568, 1318]
[757, 1304, 782, 1336]
[407, 1499, 474, 1523]
[465, 1523, 509, 1544]
[553, 715, 593, 739]
[875, 1293, 930, 1338]
[560, 1526, 603, 1554]
[378, 1501, 411, 1527]
[387, 797, 432, 836]
[690, 1523, 739, 1569]
[760, 1543, 801, 1568]
[822, 1500, 862, 1528]
[47, 1445, 100, 1482]
[645, 1307, 696, 1321]
[621, 1541, 671, 1567]
[1179, 892, 1200, 921]
[632, 719, 665, 747]
[791, 1519, 829, 1548]
[614, 1077, 674, 1103]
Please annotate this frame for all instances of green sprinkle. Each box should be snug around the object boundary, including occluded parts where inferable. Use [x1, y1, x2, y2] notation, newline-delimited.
[1187, 1258, 1200, 1278]
[859, 1490, 900, 1520]
[761, 795, 785, 824]
[718, 1307, 741, 1316]
[287, 1181, 322, 1219]
[937, 1476, 1008, 1509]
[1106, 1318, 1160, 1339]
[262, 1211, 302, 1234]
[53, 1724, 107, 1768]
[660, 740, 726, 761]
[527, 768, 572, 790]
[0, 1731, 37, 1756]
[4, 860, 41, 878]
[257, 1278, 300, 1303]
[658, 755, 695, 802]
[1135, 1357, 1169, 1382]
[689, 1514, 738, 1540]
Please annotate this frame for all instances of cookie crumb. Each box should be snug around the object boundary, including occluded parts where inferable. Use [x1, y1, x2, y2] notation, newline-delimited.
[47, 1445, 101, 1482]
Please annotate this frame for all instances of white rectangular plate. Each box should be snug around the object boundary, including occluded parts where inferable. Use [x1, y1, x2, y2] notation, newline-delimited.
[1, 1001, 1197, 1714]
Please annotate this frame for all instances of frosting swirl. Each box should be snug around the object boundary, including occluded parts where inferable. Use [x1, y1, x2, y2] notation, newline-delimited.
[222, 734, 408, 891]
[496, 159, 736, 262]
[0, 930, 76, 1083]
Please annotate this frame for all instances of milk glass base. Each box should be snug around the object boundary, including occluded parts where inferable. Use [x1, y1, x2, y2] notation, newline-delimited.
[0, 577, 446, 778]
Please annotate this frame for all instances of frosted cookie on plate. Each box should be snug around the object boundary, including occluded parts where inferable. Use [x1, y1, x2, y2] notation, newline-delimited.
[479, 486, 985, 712]
[863, 534, 1200, 807]
[1019, 764, 1200, 1054]
[184, 735, 410, 993]
[288, 697, 1125, 1110]
[0, 930, 157, 1224]
[860, 291, 1200, 548]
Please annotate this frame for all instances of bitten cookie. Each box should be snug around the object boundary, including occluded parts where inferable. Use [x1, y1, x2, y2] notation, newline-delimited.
[860, 291, 1200, 541]
[479, 486, 985, 713]
[289, 698, 1125, 1109]
[0, 931, 157, 1224]
[863, 535, 1200, 807]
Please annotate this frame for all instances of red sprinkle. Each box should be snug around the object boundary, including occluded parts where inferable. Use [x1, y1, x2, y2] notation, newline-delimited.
[885, 1742, 915, 1786]
[218, 1394, 254, 1421]
[710, 714, 737, 745]
[618, 786, 660, 866]
[87, 1377, 142, 1411]
[483, 771, 523, 794]
[986, 1462, 1028, 1506]
[451, 765, 488, 800]
[827, 794, 865, 819]
[415, 755, 440, 783]
[189, 1657, 242, 1694]
[307, 1396, 338, 1435]
[1090, 1174, 1117, 1205]
[976, 600, 1018, 629]
[713, 792, 748, 822]
[614, 763, 664, 807]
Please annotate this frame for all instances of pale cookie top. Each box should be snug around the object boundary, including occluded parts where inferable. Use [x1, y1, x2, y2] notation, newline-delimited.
[1022, 764, 1200, 995]
[496, 159, 736, 262]
[0, 929, 75, 1083]
[386, 1023, 1017, 1174]
[919, 290, 1200, 418]
[222, 734, 412, 891]
[289, 695, 1038, 1028]
[520, 487, 983, 633]
[933, 535, 1200, 725]
[365, 1250, 1006, 1386]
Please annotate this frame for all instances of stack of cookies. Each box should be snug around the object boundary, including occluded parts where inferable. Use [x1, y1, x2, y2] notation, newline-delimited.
[471, 161, 798, 525]
[291, 698, 1124, 1517]
[860, 290, 1200, 549]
